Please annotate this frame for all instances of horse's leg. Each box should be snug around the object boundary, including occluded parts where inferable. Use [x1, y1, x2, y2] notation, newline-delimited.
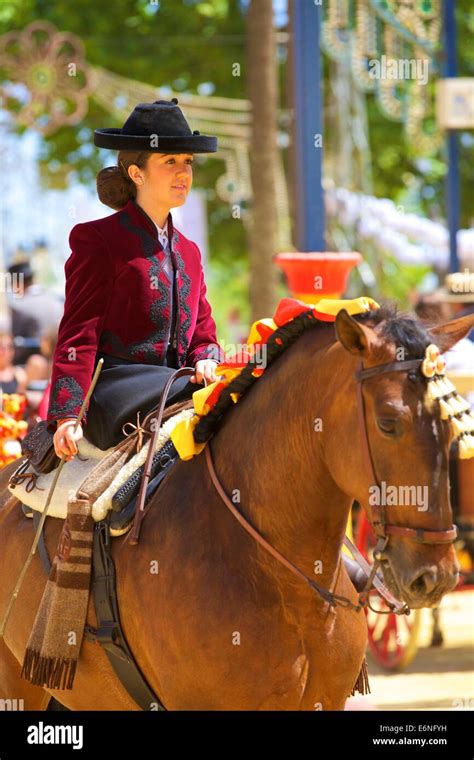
[299, 569, 368, 711]
[0, 637, 50, 710]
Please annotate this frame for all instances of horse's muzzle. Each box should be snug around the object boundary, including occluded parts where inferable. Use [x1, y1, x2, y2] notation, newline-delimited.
[400, 565, 459, 608]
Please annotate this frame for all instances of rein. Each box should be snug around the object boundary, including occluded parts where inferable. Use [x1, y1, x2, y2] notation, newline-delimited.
[203, 355, 458, 617]
[204, 443, 404, 615]
[204, 444, 362, 612]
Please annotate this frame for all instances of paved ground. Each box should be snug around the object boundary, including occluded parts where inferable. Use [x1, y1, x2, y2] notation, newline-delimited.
[345, 589, 474, 711]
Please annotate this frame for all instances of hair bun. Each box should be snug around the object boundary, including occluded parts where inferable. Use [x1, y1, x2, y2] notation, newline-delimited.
[96, 165, 133, 211]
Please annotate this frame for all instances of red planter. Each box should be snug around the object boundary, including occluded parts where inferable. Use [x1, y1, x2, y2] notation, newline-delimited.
[274, 252, 362, 303]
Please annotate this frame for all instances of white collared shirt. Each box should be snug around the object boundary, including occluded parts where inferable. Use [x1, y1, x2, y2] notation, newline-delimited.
[152, 217, 173, 279]
[154, 218, 169, 251]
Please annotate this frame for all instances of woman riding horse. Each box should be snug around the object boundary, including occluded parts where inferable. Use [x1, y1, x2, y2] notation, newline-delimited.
[46, 97, 374, 593]
[48, 98, 225, 458]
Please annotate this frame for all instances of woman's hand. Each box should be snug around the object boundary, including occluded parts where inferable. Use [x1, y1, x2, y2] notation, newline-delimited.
[190, 359, 220, 385]
[53, 419, 83, 461]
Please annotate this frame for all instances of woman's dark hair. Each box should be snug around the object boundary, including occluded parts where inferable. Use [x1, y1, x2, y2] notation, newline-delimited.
[96, 150, 152, 210]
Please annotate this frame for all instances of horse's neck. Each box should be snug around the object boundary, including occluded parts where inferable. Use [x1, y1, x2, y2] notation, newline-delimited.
[210, 329, 353, 582]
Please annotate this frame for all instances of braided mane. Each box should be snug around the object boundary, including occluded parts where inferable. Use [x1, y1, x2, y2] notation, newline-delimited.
[193, 303, 431, 444]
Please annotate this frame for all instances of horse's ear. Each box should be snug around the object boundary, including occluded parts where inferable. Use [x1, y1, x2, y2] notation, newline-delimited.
[335, 309, 375, 357]
[428, 313, 474, 353]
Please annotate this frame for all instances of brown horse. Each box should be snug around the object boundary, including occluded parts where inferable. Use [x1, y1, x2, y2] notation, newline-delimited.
[0, 305, 472, 710]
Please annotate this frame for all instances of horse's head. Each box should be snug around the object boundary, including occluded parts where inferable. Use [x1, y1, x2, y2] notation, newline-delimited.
[333, 306, 474, 609]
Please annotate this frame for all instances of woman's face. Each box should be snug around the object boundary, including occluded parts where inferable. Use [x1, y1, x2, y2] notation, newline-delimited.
[0, 336, 14, 368]
[135, 152, 194, 209]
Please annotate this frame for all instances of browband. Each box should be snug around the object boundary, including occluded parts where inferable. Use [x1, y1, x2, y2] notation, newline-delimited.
[355, 358, 422, 383]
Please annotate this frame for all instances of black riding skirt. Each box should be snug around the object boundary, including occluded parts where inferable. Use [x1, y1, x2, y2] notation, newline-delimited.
[84, 349, 197, 450]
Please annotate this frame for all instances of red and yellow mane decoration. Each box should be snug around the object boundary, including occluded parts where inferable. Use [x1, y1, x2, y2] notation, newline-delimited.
[421, 343, 474, 459]
[171, 296, 380, 460]
[0, 393, 28, 467]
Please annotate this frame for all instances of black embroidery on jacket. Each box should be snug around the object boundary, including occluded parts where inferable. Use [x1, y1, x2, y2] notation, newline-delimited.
[173, 243, 192, 366]
[48, 376, 84, 418]
[192, 346, 224, 364]
[99, 211, 173, 362]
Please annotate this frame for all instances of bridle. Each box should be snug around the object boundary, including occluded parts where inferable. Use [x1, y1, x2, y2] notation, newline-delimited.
[204, 355, 458, 616]
[354, 357, 457, 547]
[352, 357, 457, 612]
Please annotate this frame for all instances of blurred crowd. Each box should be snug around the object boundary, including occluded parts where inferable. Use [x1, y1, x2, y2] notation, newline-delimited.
[414, 270, 474, 378]
[2, 256, 63, 433]
[0, 256, 473, 441]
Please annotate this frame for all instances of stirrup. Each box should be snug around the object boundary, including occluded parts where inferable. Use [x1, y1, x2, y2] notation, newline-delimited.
[21, 502, 34, 519]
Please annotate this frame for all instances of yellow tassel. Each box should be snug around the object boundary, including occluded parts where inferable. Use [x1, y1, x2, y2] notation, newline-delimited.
[442, 377, 456, 394]
[439, 399, 453, 420]
[451, 417, 467, 437]
[448, 396, 465, 416]
[435, 378, 451, 396]
[460, 413, 474, 434]
[453, 395, 471, 414]
[425, 381, 438, 401]
[428, 379, 445, 400]
[437, 378, 451, 397]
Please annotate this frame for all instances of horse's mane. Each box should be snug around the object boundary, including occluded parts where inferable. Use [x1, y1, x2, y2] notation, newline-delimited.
[356, 302, 431, 360]
[193, 302, 431, 444]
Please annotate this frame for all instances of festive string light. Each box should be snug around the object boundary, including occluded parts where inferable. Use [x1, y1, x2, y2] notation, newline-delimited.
[321, 0, 441, 148]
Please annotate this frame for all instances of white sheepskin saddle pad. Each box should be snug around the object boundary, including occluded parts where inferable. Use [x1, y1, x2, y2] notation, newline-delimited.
[8, 408, 194, 522]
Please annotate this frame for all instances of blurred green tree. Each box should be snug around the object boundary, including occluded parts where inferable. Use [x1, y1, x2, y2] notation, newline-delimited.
[0, 0, 471, 325]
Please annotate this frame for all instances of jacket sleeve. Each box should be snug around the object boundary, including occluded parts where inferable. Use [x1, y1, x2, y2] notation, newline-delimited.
[186, 244, 225, 367]
[46, 222, 114, 427]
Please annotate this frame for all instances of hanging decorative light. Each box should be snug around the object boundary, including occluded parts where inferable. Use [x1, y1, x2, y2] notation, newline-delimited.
[321, 0, 443, 151]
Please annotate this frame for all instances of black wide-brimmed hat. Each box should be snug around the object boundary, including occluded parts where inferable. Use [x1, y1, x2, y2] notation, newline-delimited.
[94, 97, 217, 153]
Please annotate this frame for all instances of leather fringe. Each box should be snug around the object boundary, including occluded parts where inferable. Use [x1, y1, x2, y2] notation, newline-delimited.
[21, 648, 77, 690]
[350, 657, 370, 696]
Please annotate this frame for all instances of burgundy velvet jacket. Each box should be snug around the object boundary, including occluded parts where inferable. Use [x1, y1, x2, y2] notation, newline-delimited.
[46, 199, 224, 426]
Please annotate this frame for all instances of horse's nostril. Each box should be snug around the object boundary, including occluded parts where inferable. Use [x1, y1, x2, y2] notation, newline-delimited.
[409, 566, 438, 596]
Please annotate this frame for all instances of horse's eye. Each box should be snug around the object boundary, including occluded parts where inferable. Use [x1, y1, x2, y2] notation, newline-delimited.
[377, 418, 402, 437]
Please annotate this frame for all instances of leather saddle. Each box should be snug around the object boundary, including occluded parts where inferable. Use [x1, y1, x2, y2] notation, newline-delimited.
[109, 438, 179, 534]
[20, 437, 180, 537]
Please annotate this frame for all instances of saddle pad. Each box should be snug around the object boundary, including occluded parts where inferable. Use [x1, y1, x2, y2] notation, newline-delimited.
[8, 408, 195, 521]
